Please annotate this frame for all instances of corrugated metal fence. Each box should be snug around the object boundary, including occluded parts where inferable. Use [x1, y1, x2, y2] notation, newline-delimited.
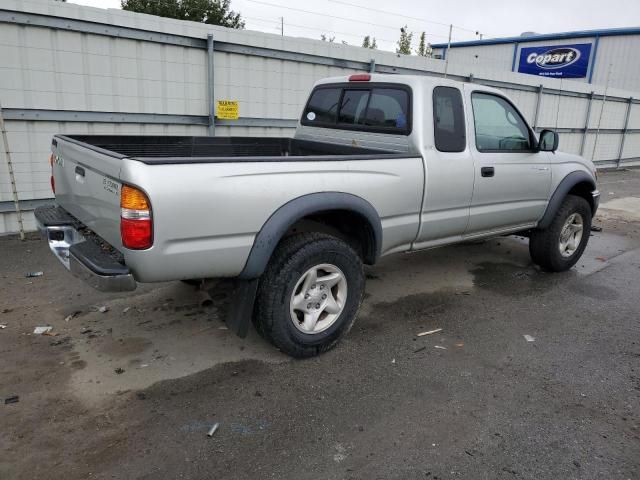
[1, 0, 639, 234]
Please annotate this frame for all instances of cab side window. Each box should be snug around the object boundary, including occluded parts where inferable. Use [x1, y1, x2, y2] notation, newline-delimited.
[433, 86, 466, 152]
[471, 92, 532, 152]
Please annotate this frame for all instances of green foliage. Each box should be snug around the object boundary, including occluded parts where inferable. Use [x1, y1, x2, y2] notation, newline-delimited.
[416, 31, 431, 56]
[121, 0, 245, 29]
[396, 26, 413, 55]
[320, 34, 336, 42]
[362, 35, 378, 49]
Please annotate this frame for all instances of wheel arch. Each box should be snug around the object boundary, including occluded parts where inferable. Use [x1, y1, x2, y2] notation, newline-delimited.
[238, 192, 382, 280]
[538, 171, 596, 230]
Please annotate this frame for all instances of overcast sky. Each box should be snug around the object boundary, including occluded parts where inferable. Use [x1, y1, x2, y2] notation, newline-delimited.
[68, 0, 640, 51]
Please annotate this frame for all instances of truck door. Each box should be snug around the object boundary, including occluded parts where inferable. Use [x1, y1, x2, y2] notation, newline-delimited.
[464, 88, 551, 235]
[413, 85, 474, 248]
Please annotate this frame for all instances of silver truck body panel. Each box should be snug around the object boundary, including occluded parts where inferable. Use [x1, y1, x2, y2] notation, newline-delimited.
[118, 156, 423, 282]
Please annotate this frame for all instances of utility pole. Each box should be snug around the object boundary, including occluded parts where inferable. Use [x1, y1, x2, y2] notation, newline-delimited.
[444, 24, 452, 78]
[280, 17, 284, 36]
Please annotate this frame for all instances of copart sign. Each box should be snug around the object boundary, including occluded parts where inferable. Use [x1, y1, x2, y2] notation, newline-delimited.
[518, 43, 592, 78]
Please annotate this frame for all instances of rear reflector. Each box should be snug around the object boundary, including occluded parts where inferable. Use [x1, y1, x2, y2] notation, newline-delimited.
[120, 185, 152, 249]
[349, 74, 371, 82]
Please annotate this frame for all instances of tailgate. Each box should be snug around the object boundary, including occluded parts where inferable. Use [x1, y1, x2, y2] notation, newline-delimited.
[52, 136, 123, 249]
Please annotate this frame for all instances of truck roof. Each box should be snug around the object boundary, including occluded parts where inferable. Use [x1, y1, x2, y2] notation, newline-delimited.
[314, 73, 465, 90]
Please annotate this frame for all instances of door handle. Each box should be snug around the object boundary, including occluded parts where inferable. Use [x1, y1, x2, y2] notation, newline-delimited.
[481, 166, 495, 177]
[75, 166, 85, 177]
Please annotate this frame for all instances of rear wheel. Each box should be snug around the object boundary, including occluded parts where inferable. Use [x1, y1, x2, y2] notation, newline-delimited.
[254, 232, 365, 358]
[529, 194, 592, 272]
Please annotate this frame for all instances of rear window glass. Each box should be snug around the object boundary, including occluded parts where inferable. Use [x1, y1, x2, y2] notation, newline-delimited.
[364, 89, 408, 129]
[338, 90, 370, 125]
[304, 88, 341, 124]
[302, 85, 410, 134]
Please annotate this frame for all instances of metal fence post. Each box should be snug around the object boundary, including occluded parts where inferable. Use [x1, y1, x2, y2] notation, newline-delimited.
[579, 91, 594, 156]
[207, 33, 215, 136]
[0, 102, 25, 240]
[617, 96, 633, 168]
[532, 84, 544, 132]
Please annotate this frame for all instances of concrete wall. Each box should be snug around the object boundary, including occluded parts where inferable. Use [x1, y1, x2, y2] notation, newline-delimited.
[1, 0, 640, 234]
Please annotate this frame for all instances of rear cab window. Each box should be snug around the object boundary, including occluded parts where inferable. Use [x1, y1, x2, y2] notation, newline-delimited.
[302, 83, 411, 135]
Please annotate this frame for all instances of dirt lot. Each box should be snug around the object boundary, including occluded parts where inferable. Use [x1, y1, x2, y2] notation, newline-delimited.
[1, 169, 639, 480]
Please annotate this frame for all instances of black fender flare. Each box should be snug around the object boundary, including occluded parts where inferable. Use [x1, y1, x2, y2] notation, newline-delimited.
[238, 192, 382, 280]
[538, 171, 596, 229]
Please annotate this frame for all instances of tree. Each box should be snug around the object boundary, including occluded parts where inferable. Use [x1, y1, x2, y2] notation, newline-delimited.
[396, 26, 413, 55]
[121, 0, 245, 29]
[320, 34, 336, 42]
[362, 35, 378, 49]
[415, 32, 433, 57]
[416, 31, 426, 56]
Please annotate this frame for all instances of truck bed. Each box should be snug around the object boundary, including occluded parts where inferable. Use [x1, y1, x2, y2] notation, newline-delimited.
[57, 135, 406, 164]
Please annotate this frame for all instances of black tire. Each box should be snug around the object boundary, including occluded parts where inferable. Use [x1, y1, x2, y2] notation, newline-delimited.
[254, 232, 365, 358]
[529, 194, 592, 272]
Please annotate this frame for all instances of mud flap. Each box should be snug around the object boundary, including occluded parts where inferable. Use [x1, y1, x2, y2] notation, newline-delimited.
[226, 278, 259, 338]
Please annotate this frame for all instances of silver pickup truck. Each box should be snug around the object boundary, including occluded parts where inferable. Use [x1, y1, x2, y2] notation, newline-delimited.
[36, 73, 599, 357]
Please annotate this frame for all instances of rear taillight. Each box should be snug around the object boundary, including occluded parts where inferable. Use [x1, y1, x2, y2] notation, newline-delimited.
[120, 185, 152, 249]
[49, 153, 55, 194]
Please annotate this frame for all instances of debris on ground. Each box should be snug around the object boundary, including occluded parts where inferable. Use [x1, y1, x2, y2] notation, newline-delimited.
[114, 367, 125, 374]
[122, 307, 131, 314]
[4, 395, 19, 404]
[98, 306, 110, 313]
[523, 334, 535, 342]
[391, 358, 396, 364]
[64, 311, 81, 322]
[413, 346, 426, 353]
[207, 422, 220, 437]
[595, 256, 607, 262]
[42, 330, 59, 337]
[25, 271, 43, 278]
[0, 324, 7, 329]
[417, 328, 443, 337]
[434, 345, 447, 350]
[454, 342, 464, 347]
[591, 225, 603, 232]
[33, 326, 53, 335]
[80, 328, 93, 334]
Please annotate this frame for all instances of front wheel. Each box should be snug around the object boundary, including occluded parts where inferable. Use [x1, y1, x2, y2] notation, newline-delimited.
[529, 194, 592, 272]
[254, 233, 365, 358]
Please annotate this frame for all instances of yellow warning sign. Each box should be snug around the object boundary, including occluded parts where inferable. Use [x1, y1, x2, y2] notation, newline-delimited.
[216, 100, 239, 120]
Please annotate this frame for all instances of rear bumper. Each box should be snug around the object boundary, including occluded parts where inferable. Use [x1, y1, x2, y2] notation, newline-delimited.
[35, 205, 136, 292]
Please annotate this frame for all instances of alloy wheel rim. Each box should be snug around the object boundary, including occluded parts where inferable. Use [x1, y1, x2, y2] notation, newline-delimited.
[559, 213, 584, 258]
[289, 263, 348, 334]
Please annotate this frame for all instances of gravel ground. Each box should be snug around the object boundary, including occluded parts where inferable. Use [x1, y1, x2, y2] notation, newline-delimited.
[0, 169, 639, 480]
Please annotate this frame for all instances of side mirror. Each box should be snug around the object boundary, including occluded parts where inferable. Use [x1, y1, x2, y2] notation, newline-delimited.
[538, 129, 559, 152]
